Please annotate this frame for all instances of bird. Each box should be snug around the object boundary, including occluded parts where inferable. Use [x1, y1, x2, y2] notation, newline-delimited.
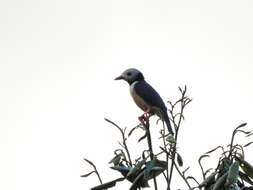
[115, 68, 174, 135]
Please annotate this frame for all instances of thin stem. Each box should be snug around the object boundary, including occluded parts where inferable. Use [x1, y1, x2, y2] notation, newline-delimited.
[168, 100, 184, 186]
[228, 123, 247, 159]
[83, 158, 103, 184]
[161, 148, 192, 189]
[174, 162, 192, 189]
[142, 120, 158, 190]
[168, 86, 190, 187]
[162, 121, 169, 188]
[105, 118, 133, 166]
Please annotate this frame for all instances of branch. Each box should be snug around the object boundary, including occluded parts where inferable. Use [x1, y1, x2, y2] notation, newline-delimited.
[105, 118, 133, 167]
[228, 123, 247, 159]
[161, 147, 192, 189]
[82, 158, 103, 185]
[141, 119, 158, 190]
[168, 85, 191, 187]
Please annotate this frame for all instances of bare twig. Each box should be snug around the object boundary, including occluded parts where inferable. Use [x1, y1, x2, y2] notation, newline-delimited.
[83, 158, 103, 184]
[141, 119, 158, 190]
[198, 155, 210, 179]
[105, 118, 133, 166]
[168, 86, 191, 187]
[162, 121, 170, 186]
[228, 123, 247, 159]
[161, 147, 192, 189]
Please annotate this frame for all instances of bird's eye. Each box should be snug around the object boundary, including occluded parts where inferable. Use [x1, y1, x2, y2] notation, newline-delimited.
[127, 72, 132, 76]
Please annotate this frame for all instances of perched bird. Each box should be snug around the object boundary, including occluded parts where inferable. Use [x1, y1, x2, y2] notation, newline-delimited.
[115, 68, 174, 135]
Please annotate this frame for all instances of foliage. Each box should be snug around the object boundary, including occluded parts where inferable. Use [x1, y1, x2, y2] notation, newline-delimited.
[81, 86, 253, 190]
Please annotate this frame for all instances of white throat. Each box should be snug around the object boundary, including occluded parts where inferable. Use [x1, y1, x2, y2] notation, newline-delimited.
[130, 81, 139, 95]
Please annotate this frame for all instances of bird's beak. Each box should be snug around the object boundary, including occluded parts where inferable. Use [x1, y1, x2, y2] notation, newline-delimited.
[114, 75, 123, 80]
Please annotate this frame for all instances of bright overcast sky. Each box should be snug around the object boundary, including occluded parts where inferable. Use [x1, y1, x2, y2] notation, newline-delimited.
[1, 0, 253, 189]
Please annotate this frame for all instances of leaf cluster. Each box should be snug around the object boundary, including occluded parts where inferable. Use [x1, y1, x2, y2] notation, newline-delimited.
[198, 123, 253, 190]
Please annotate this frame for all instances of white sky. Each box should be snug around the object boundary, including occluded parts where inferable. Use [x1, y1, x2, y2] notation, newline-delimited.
[0, 0, 253, 189]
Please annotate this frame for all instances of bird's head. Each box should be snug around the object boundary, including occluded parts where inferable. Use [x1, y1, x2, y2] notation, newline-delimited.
[115, 68, 144, 85]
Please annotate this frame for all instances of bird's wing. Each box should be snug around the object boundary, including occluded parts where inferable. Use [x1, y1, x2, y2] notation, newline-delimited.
[134, 80, 167, 111]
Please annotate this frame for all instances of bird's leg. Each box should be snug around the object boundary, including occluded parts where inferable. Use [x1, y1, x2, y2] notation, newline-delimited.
[138, 109, 151, 122]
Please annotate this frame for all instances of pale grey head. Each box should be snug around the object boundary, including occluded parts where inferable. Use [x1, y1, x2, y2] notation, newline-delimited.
[114, 68, 144, 85]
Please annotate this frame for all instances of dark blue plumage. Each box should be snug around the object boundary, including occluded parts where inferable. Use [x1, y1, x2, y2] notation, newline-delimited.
[133, 80, 167, 112]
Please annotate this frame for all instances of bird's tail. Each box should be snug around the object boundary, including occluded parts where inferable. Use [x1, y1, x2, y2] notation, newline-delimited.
[163, 112, 174, 136]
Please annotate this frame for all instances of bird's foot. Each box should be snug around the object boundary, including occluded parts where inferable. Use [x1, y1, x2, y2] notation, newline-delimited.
[143, 113, 150, 122]
[138, 113, 150, 122]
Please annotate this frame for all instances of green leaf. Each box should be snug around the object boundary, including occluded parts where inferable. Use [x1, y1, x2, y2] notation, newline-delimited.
[213, 172, 228, 190]
[228, 183, 240, 190]
[176, 153, 183, 167]
[129, 170, 149, 190]
[110, 165, 131, 176]
[199, 172, 217, 188]
[235, 123, 247, 130]
[205, 146, 223, 154]
[109, 153, 122, 166]
[239, 171, 253, 185]
[166, 135, 176, 144]
[241, 187, 253, 190]
[138, 133, 147, 143]
[144, 160, 167, 180]
[127, 158, 147, 178]
[244, 142, 253, 147]
[235, 157, 253, 179]
[144, 160, 156, 180]
[80, 171, 95, 178]
[226, 162, 239, 186]
[90, 177, 125, 190]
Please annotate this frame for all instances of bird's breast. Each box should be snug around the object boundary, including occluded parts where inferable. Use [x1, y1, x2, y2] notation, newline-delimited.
[130, 81, 150, 112]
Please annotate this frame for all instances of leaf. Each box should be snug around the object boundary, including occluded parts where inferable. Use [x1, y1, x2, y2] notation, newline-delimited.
[127, 158, 147, 178]
[204, 168, 214, 177]
[235, 157, 253, 179]
[166, 135, 176, 144]
[213, 172, 228, 190]
[237, 130, 252, 135]
[239, 171, 253, 185]
[129, 160, 167, 190]
[244, 142, 253, 147]
[128, 125, 140, 137]
[225, 162, 239, 186]
[199, 154, 210, 162]
[246, 133, 253, 137]
[129, 170, 149, 190]
[80, 171, 95, 178]
[104, 118, 122, 132]
[183, 167, 190, 176]
[178, 86, 182, 93]
[186, 176, 199, 185]
[184, 98, 192, 105]
[136, 159, 168, 182]
[177, 153, 183, 167]
[110, 165, 132, 178]
[219, 157, 232, 172]
[138, 133, 147, 143]
[235, 123, 247, 130]
[205, 146, 223, 154]
[108, 154, 122, 165]
[174, 112, 185, 120]
[90, 177, 125, 190]
[228, 183, 240, 190]
[198, 154, 210, 179]
[144, 160, 156, 180]
[241, 187, 253, 190]
[84, 158, 96, 168]
[199, 172, 217, 188]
